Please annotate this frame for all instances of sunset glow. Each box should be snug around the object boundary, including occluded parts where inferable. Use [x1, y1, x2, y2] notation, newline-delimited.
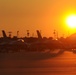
[0, 0, 76, 37]
[66, 15, 76, 28]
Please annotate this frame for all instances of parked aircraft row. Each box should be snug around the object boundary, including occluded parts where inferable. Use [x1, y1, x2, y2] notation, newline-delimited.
[0, 30, 76, 53]
[0, 30, 64, 53]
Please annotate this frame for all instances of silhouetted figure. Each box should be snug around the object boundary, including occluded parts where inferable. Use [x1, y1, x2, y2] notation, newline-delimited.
[17, 31, 19, 38]
[27, 30, 30, 37]
[8, 32, 12, 38]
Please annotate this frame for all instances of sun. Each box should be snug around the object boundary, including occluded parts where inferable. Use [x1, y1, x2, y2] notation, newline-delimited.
[66, 15, 76, 28]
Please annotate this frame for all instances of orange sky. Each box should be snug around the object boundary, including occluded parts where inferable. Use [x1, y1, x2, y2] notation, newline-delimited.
[0, 0, 76, 38]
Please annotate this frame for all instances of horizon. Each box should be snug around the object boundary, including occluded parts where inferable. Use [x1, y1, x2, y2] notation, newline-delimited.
[0, 29, 76, 38]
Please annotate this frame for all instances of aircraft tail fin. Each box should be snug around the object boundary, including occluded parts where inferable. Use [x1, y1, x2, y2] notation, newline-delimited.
[2, 30, 7, 38]
[36, 30, 42, 40]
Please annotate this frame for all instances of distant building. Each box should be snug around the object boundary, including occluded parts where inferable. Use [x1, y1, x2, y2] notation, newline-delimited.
[68, 33, 76, 41]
